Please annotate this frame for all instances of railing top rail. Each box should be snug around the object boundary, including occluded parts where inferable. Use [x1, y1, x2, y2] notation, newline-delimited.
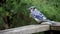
[0, 25, 50, 34]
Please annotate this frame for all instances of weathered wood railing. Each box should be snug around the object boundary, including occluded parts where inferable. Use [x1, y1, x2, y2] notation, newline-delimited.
[0, 22, 60, 34]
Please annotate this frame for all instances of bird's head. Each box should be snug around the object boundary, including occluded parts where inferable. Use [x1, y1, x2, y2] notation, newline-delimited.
[28, 6, 36, 12]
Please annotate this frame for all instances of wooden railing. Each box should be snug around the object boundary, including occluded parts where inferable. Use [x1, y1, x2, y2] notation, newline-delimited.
[0, 22, 60, 34]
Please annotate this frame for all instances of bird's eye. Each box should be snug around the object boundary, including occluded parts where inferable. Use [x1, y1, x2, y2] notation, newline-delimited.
[31, 8, 33, 9]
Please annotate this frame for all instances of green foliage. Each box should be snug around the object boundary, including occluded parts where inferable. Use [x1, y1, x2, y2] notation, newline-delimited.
[22, 0, 60, 21]
[0, 17, 4, 29]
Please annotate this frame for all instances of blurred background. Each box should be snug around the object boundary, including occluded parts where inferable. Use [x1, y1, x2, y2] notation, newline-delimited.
[0, 0, 60, 31]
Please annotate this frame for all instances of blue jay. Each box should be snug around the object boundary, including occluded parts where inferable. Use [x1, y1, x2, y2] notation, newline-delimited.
[29, 6, 56, 25]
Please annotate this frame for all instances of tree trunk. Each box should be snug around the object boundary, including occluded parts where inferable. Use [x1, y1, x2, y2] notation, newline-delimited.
[3, 16, 10, 29]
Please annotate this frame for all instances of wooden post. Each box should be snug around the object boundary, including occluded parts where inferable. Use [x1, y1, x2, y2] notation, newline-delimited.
[51, 26, 60, 34]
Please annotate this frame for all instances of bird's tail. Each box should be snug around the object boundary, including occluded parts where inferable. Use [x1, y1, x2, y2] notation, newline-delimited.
[46, 19, 56, 26]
